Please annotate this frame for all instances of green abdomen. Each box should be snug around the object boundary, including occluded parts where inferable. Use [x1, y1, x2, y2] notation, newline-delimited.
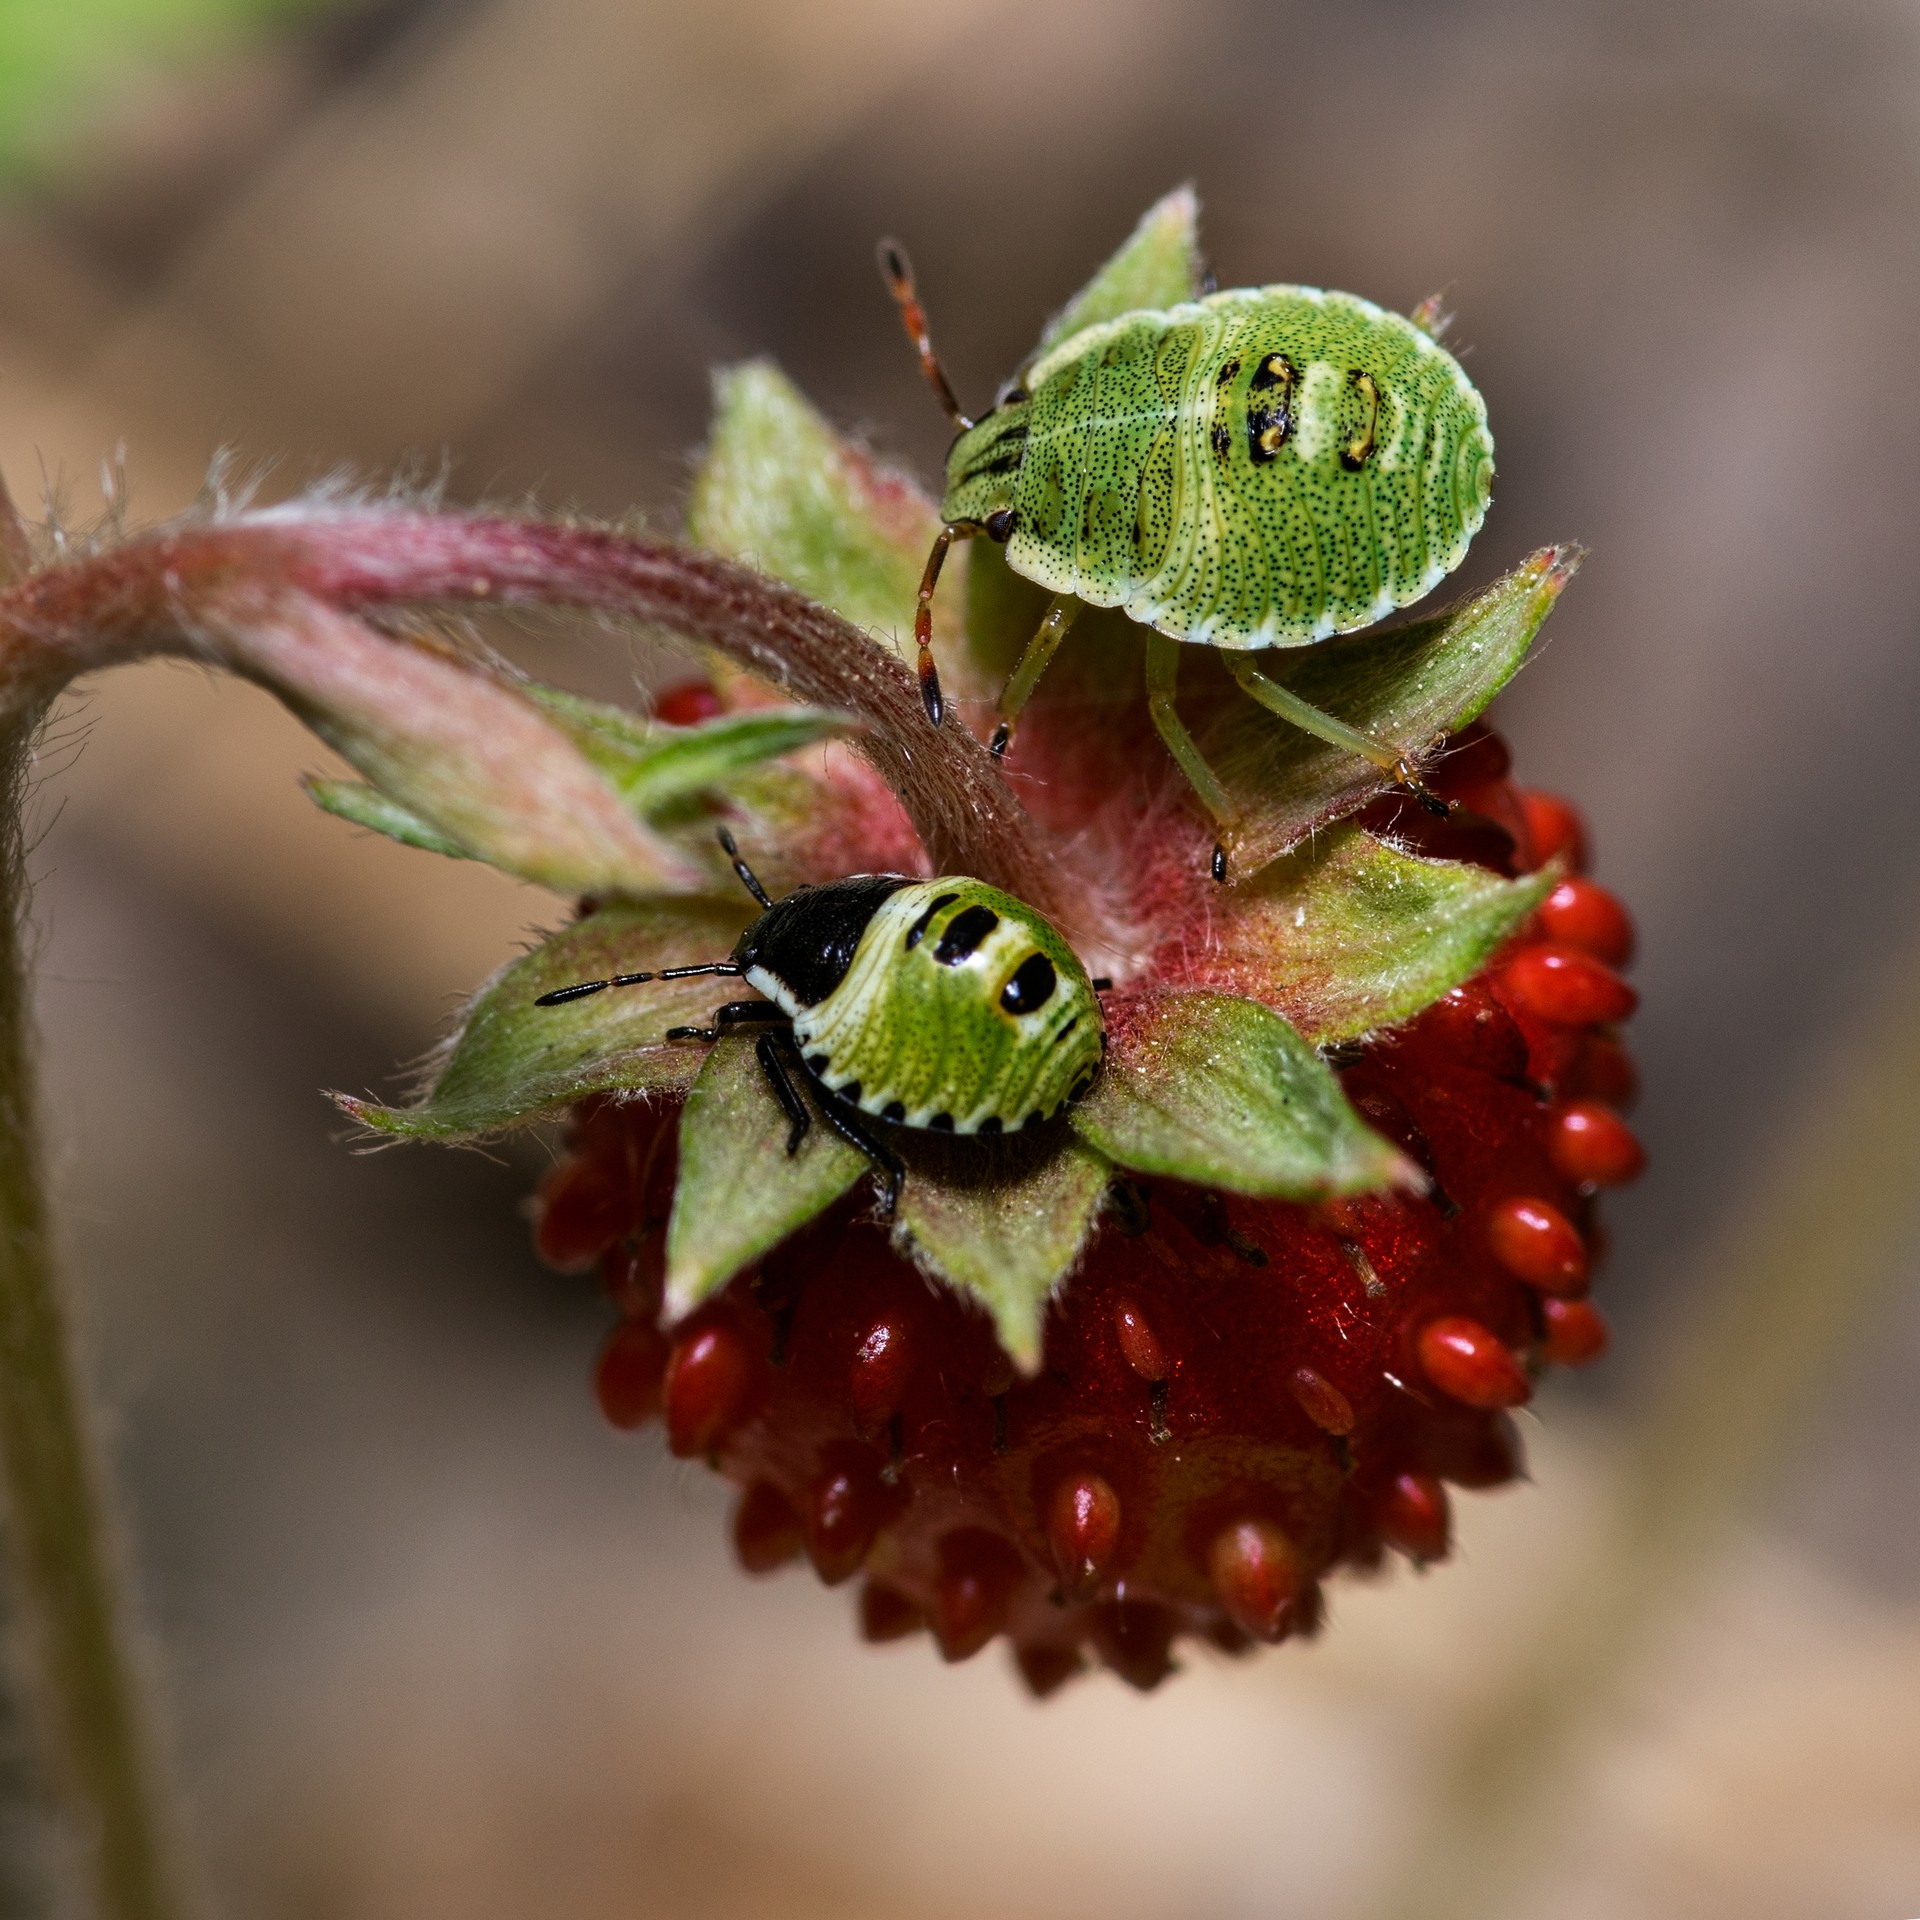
[1009, 287, 1493, 648]
[793, 883, 1103, 1136]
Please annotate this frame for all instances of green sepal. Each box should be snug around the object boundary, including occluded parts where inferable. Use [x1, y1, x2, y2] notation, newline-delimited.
[1214, 545, 1582, 876]
[523, 683, 859, 819]
[335, 898, 750, 1141]
[303, 680, 850, 873]
[1071, 991, 1414, 1200]
[304, 776, 472, 860]
[1032, 185, 1204, 361]
[687, 359, 967, 675]
[1200, 827, 1555, 1043]
[893, 1135, 1113, 1373]
[663, 1038, 867, 1320]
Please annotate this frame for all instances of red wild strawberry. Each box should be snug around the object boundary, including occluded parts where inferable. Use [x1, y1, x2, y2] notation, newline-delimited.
[520, 715, 1638, 1692]
[348, 194, 1642, 1695]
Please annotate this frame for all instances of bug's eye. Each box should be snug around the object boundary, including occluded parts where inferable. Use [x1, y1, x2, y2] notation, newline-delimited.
[999, 953, 1056, 1014]
[984, 508, 1017, 543]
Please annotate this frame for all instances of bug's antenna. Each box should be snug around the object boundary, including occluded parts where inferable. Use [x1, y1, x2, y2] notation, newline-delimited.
[717, 825, 774, 909]
[877, 240, 974, 431]
[535, 961, 741, 1007]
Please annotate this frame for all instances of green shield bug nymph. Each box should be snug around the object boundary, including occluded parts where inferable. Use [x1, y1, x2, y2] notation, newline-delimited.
[536, 830, 1107, 1213]
[879, 245, 1495, 878]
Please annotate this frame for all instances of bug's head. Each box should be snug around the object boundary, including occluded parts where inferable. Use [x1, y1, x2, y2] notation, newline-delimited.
[939, 394, 1030, 535]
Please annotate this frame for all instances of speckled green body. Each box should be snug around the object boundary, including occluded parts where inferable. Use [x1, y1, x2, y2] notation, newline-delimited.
[943, 286, 1493, 647]
[747, 880, 1104, 1135]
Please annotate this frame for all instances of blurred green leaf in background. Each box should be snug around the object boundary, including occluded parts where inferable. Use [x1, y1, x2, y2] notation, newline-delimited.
[0, 0, 333, 176]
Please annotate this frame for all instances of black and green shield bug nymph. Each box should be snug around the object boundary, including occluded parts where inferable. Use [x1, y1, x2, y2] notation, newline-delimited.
[879, 245, 1495, 877]
[535, 830, 1107, 1213]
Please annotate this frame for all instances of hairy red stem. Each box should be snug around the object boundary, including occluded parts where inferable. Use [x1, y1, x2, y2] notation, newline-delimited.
[0, 511, 1078, 931]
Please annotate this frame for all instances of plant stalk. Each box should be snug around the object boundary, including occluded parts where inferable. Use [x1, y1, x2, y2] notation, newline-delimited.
[0, 714, 186, 1920]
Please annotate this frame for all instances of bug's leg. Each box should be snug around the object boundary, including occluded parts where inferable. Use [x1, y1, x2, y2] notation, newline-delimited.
[1144, 633, 1237, 881]
[989, 593, 1082, 758]
[755, 1029, 813, 1157]
[913, 524, 972, 729]
[912, 527, 965, 728]
[804, 1078, 907, 1218]
[1219, 652, 1451, 816]
[714, 1000, 788, 1030]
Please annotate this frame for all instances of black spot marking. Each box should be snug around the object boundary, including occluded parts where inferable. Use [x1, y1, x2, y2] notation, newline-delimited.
[882, 1100, 906, 1123]
[975, 452, 1024, 476]
[999, 385, 1029, 405]
[840, 1080, 863, 1105]
[1246, 353, 1295, 466]
[1047, 1014, 1082, 1048]
[978, 1116, 1003, 1136]
[1069, 1076, 1094, 1101]
[904, 891, 959, 951]
[1210, 421, 1231, 462]
[806, 1053, 830, 1073]
[735, 874, 912, 1006]
[1341, 369, 1379, 471]
[999, 953, 1057, 1014]
[934, 904, 999, 963]
[1214, 356, 1241, 388]
[1250, 352, 1294, 392]
[929, 1112, 954, 1132]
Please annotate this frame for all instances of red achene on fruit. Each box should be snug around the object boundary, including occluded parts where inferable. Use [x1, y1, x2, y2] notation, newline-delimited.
[1047, 1472, 1123, 1600]
[1518, 788, 1588, 870]
[1503, 945, 1639, 1026]
[1549, 1101, 1647, 1186]
[1539, 1296, 1611, 1366]
[664, 1323, 756, 1457]
[1537, 876, 1635, 965]
[1485, 1195, 1589, 1295]
[1417, 1317, 1533, 1410]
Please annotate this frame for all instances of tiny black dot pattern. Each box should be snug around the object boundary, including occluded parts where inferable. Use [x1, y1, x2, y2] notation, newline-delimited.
[959, 285, 1492, 649]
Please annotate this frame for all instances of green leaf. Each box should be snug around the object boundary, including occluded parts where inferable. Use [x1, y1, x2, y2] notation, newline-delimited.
[0, 0, 322, 179]
[687, 360, 965, 671]
[892, 1134, 1113, 1373]
[1212, 545, 1581, 876]
[1031, 185, 1204, 361]
[336, 898, 750, 1141]
[664, 1037, 868, 1319]
[524, 684, 859, 817]
[304, 776, 473, 859]
[1071, 991, 1413, 1200]
[1185, 827, 1555, 1043]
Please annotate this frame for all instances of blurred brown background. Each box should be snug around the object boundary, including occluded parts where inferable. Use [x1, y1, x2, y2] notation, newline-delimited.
[3, 0, 1919, 1913]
